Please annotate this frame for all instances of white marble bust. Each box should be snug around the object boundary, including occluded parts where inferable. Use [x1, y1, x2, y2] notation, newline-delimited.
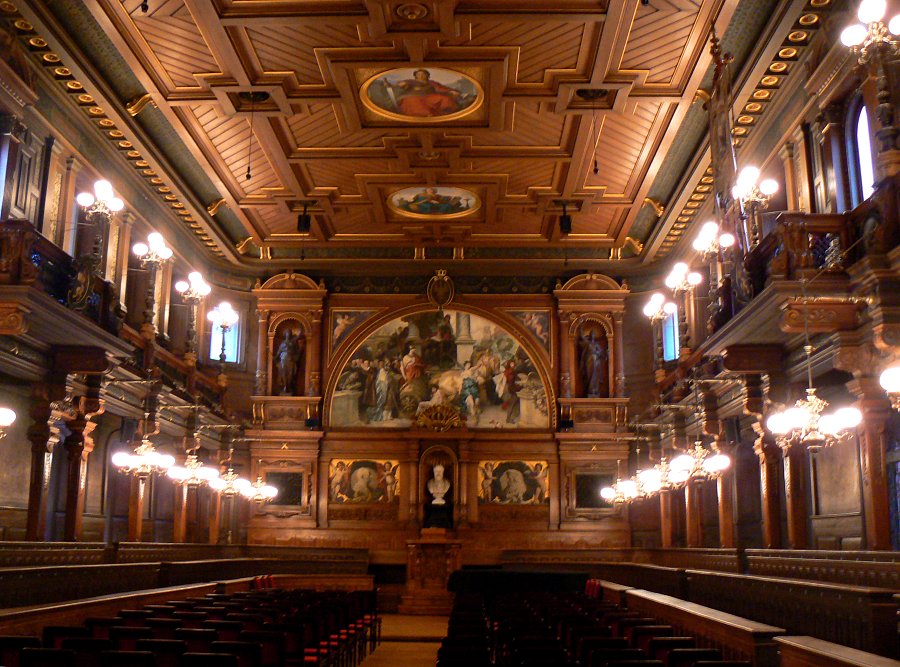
[427, 463, 451, 505]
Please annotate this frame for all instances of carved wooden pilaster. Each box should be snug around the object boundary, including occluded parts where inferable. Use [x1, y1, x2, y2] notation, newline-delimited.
[612, 311, 626, 397]
[818, 104, 851, 213]
[173, 482, 189, 543]
[783, 443, 809, 549]
[208, 490, 221, 544]
[557, 310, 575, 399]
[755, 435, 783, 549]
[256, 309, 269, 395]
[847, 376, 893, 549]
[62, 381, 104, 541]
[684, 480, 703, 548]
[716, 463, 736, 548]
[659, 488, 675, 548]
[25, 381, 66, 540]
[306, 310, 322, 396]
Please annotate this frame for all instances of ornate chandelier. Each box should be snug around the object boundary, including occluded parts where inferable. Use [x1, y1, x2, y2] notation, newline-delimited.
[669, 440, 731, 483]
[240, 474, 278, 503]
[112, 438, 175, 477]
[167, 452, 220, 487]
[765, 281, 862, 451]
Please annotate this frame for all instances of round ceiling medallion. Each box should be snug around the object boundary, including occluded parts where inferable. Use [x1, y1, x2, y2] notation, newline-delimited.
[396, 3, 428, 20]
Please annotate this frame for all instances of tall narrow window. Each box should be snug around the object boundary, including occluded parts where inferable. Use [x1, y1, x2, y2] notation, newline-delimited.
[210, 324, 240, 363]
[662, 311, 680, 362]
[855, 106, 875, 202]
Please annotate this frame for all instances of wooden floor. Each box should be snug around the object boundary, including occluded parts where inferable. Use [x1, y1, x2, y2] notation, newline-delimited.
[361, 614, 448, 666]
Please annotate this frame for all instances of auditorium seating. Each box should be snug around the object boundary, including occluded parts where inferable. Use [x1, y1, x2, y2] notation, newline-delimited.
[0, 578, 380, 667]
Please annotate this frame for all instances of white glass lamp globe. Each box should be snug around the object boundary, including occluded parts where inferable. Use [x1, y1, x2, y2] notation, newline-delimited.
[759, 179, 779, 196]
[0, 407, 16, 427]
[879, 366, 900, 393]
[858, 0, 886, 23]
[840, 24, 868, 46]
[719, 232, 736, 248]
[76, 192, 95, 207]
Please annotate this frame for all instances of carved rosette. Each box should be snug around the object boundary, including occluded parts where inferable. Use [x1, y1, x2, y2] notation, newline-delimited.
[415, 404, 464, 431]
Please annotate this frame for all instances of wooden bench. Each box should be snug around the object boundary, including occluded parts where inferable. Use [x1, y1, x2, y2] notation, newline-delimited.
[625, 588, 784, 667]
[598, 580, 633, 605]
[776, 635, 900, 667]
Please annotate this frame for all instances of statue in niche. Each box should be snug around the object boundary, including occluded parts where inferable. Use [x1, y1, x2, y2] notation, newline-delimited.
[427, 463, 451, 505]
[424, 459, 453, 528]
[275, 327, 305, 395]
[578, 328, 609, 398]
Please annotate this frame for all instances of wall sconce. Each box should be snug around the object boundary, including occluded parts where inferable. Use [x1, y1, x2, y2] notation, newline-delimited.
[175, 272, 212, 363]
[664, 262, 703, 295]
[692, 220, 735, 261]
[133, 232, 174, 335]
[879, 365, 900, 410]
[732, 166, 778, 249]
[0, 407, 16, 439]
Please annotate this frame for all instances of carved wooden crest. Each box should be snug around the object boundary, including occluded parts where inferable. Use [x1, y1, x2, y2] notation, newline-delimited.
[415, 404, 463, 431]
[426, 269, 454, 309]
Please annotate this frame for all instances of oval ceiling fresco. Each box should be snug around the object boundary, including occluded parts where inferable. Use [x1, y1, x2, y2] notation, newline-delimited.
[360, 67, 484, 122]
[387, 186, 480, 220]
[330, 310, 549, 429]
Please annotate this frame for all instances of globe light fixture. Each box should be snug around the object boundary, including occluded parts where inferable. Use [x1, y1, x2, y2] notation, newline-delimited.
[167, 451, 220, 487]
[133, 232, 174, 264]
[0, 407, 16, 439]
[207, 301, 240, 372]
[765, 282, 862, 451]
[76, 179, 125, 215]
[692, 220, 736, 261]
[664, 262, 703, 294]
[175, 272, 212, 363]
[669, 440, 731, 483]
[240, 474, 278, 503]
[879, 365, 900, 410]
[642, 292, 678, 323]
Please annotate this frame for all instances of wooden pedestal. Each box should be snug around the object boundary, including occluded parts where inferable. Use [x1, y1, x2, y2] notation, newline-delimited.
[398, 528, 461, 615]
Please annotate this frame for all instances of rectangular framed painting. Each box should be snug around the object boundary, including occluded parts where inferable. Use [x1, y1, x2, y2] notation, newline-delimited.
[565, 465, 618, 519]
[478, 460, 548, 504]
[329, 459, 400, 504]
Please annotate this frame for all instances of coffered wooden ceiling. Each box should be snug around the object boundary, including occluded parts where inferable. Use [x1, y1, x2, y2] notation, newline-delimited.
[40, 0, 744, 268]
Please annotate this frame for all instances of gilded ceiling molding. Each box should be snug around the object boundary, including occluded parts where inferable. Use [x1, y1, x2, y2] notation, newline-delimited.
[206, 198, 226, 216]
[125, 93, 155, 117]
[655, 3, 834, 259]
[0, 9, 224, 258]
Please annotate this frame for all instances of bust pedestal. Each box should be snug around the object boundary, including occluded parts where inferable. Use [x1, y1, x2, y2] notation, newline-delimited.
[397, 528, 461, 615]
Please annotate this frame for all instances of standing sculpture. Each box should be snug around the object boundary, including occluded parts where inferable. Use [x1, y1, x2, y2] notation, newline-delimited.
[275, 328, 304, 395]
[579, 330, 609, 398]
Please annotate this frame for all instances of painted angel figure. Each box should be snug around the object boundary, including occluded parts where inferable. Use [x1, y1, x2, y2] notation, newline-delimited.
[379, 461, 397, 502]
[479, 462, 496, 501]
[330, 461, 350, 501]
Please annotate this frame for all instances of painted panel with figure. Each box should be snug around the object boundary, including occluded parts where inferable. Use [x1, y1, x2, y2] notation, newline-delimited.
[329, 459, 399, 504]
[360, 67, 483, 122]
[510, 310, 550, 352]
[479, 461, 549, 504]
[331, 310, 374, 352]
[330, 310, 549, 428]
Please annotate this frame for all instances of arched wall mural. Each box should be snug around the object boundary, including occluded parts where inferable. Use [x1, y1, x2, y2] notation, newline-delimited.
[328, 309, 550, 429]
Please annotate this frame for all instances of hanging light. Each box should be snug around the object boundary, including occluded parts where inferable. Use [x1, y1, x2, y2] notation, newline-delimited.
[669, 440, 731, 483]
[240, 474, 278, 503]
[0, 407, 16, 439]
[692, 220, 736, 260]
[209, 466, 251, 496]
[112, 438, 176, 477]
[879, 365, 900, 410]
[167, 452, 220, 487]
[765, 282, 862, 451]
[664, 262, 703, 294]
[600, 460, 640, 504]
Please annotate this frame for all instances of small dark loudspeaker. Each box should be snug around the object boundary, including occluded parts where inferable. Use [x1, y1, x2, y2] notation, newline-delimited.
[297, 202, 312, 233]
[559, 418, 574, 431]
[559, 214, 572, 235]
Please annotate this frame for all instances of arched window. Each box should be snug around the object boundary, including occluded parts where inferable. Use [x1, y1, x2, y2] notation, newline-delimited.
[662, 311, 680, 362]
[850, 101, 876, 204]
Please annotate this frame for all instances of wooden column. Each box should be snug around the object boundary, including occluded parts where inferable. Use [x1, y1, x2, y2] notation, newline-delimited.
[25, 382, 63, 540]
[62, 390, 103, 542]
[172, 483, 189, 543]
[208, 490, 221, 544]
[128, 476, 148, 542]
[847, 377, 892, 549]
[685, 480, 703, 548]
[779, 142, 799, 211]
[456, 440, 470, 528]
[557, 311, 575, 398]
[716, 460, 736, 548]
[818, 105, 851, 213]
[783, 444, 809, 548]
[755, 435, 783, 549]
[659, 488, 675, 548]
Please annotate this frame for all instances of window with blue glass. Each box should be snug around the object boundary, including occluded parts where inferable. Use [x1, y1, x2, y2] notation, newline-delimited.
[850, 101, 876, 205]
[210, 323, 240, 363]
[662, 311, 680, 362]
